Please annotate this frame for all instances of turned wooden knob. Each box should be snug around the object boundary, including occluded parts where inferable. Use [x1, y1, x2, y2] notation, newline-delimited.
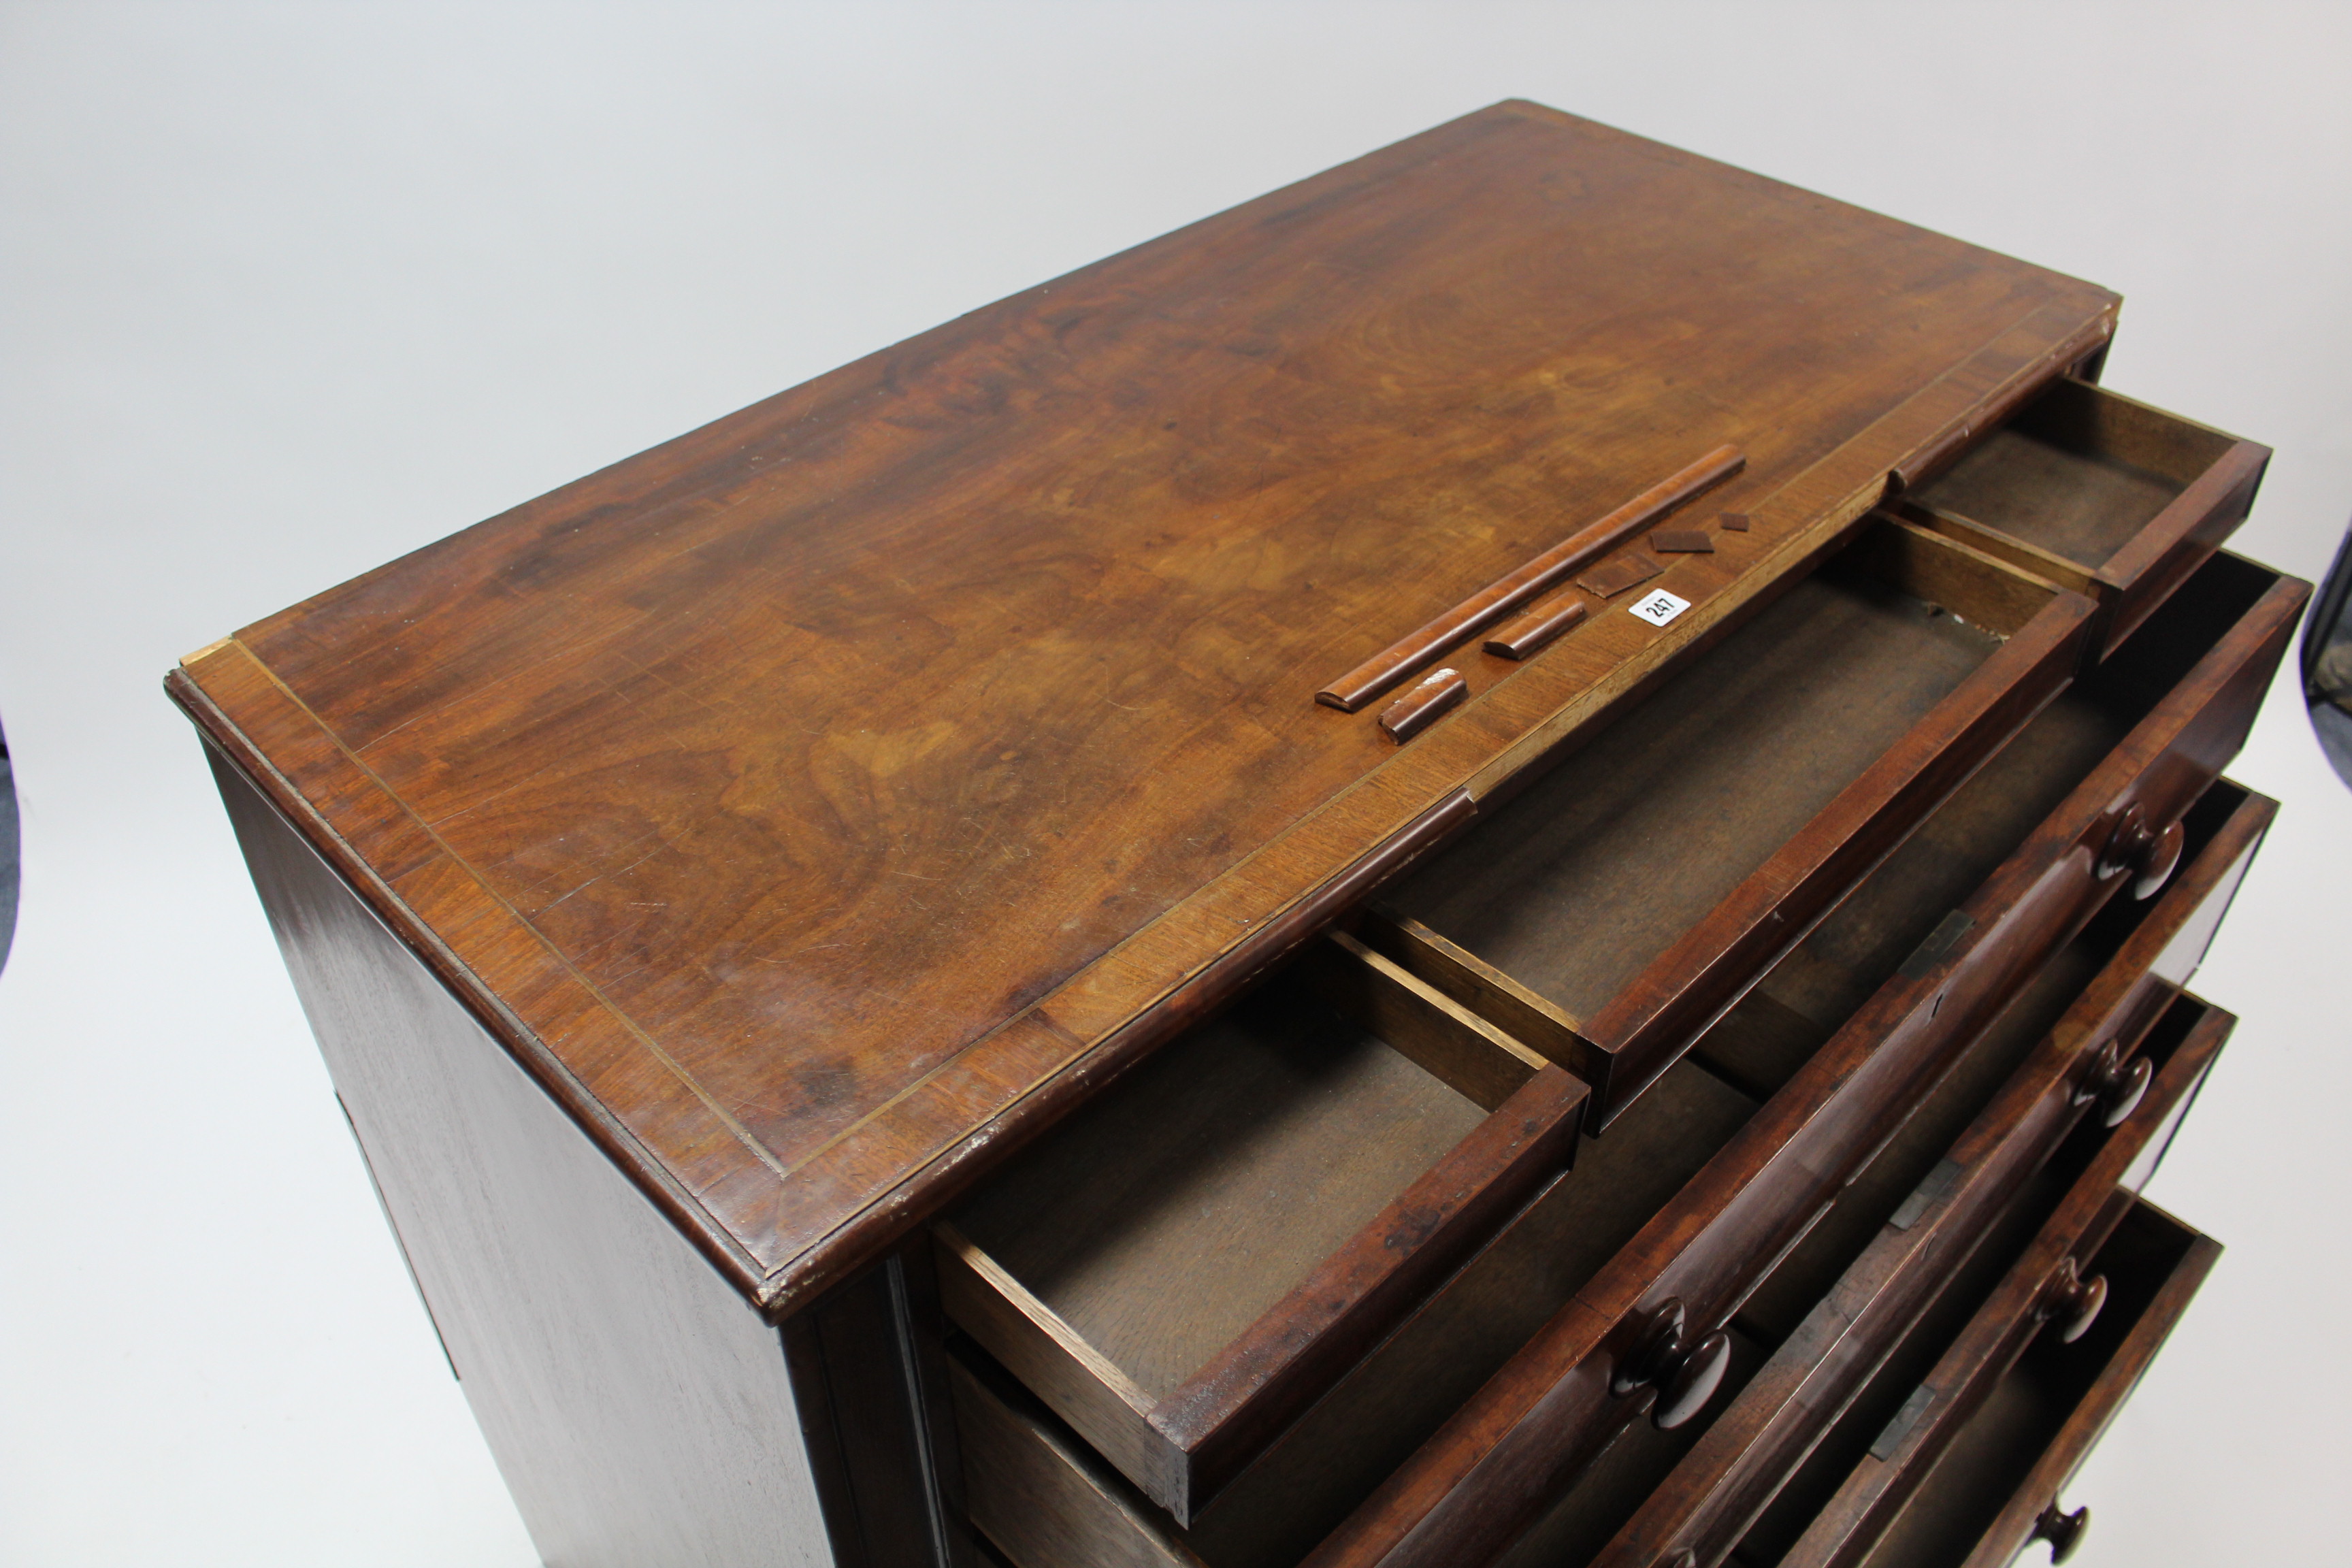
[1610, 1298, 1733, 1431]
[2030, 1501, 2091, 1562]
[2097, 805, 2185, 900]
[2036, 1257, 2108, 1345]
[2072, 1039, 2153, 1128]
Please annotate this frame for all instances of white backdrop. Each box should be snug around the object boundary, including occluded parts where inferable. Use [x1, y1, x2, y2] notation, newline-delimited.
[2, 5, 2347, 1564]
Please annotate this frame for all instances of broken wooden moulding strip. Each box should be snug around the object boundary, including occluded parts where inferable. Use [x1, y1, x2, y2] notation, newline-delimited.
[1314, 444, 1746, 712]
[1377, 668, 1469, 742]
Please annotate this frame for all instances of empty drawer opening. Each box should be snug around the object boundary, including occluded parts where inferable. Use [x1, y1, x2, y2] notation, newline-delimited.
[1909, 378, 2244, 574]
[1357, 516, 2091, 1120]
[937, 932, 1584, 1522]
[1382, 528, 2027, 1028]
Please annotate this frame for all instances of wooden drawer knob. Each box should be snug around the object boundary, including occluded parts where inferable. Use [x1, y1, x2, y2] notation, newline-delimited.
[2031, 1501, 2091, 1562]
[1610, 1298, 1733, 1431]
[2036, 1257, 2108, 1345]
[2072, 1039, 2153, 1128]
[2097, 805, 2187, 900]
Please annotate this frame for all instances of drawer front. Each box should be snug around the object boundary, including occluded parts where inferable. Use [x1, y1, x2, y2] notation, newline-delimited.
[1904, 377, 2272, 657]
[1946, 1212, 2221, 1568]
[950, 1348, 1208, 1568]
[1300, 562, 2300, 1568]
[1588, 973, 2243, 1568]
[1790, 1194, 2222, 1568]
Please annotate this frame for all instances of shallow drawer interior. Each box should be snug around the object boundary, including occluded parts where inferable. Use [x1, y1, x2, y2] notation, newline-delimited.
[938, 931, 1579, 1520]
[952, 1047, 1761, 1568]
[951, 976, 1487, 1399]
[1382, 531, 2027, 1026]
[1910, 377, 2242, 574]
[1382, 546, 2278, 1124]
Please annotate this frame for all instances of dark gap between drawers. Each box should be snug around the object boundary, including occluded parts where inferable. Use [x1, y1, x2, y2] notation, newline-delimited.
[1725, 1002, 2209, 1567]
[1723, 778, 2240, 1351]
[1846, 1203, 2201, 1568]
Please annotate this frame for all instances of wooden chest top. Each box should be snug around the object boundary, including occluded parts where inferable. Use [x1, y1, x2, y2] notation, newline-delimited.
[169, 100, 2117, 1313]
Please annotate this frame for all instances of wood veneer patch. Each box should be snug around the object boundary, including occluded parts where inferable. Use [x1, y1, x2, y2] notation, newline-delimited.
[1577, 553, 1666, 599]
[1718, 512, 1752, 532]
[1650, 529, 1714, 554]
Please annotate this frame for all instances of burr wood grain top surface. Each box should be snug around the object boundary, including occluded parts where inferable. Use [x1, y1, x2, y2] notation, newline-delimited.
[169, 99, 2118, 1310]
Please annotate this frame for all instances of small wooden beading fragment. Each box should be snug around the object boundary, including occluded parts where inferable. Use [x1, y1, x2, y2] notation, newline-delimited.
[1377, 668, 1469, 742]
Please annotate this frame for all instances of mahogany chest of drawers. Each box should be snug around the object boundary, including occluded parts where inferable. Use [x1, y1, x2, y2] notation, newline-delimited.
[172, 101, 2306, 1567]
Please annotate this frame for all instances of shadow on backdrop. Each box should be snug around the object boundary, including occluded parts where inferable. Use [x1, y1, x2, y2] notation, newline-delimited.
[0, 713, 15, 973]
[2304, 518, 2352, 792]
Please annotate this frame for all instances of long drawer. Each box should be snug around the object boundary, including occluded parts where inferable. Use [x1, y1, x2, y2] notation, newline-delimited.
[943, 550, 2298, 1567]
[1549, 968, 2242, 1567]
[1369, 517, 2093, 1125]
[1898, 375, 2270, 659]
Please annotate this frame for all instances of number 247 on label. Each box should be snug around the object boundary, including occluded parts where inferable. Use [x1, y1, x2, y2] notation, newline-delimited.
[1629, 588, 1690, 627]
